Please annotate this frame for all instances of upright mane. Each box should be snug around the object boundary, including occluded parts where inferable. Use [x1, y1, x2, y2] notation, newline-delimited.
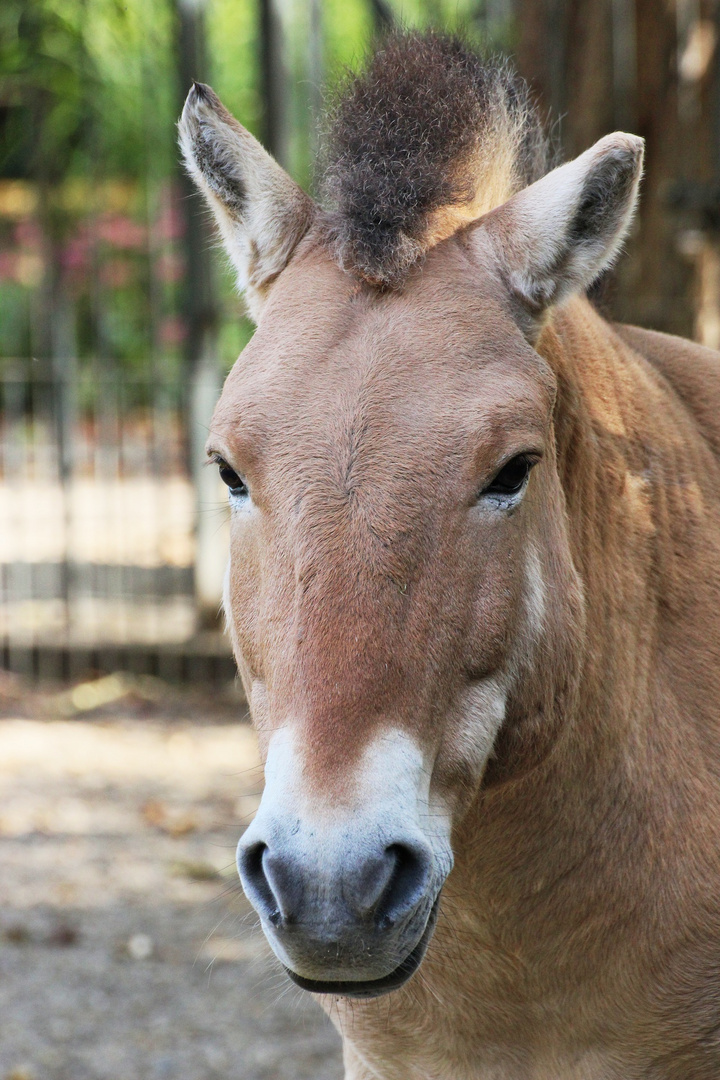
[321, 31, 549, 288]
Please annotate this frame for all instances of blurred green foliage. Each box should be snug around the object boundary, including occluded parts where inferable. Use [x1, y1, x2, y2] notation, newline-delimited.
[0, 0, 512, 368]
[1, 0, 95, 183]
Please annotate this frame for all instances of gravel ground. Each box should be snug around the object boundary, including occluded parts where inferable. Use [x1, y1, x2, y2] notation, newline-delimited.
[0, 675, 343, 1080]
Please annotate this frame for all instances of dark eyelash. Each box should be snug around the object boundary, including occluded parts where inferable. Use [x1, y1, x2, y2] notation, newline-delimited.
[480, 454, 537, 498]
[210, 454, 249, 497]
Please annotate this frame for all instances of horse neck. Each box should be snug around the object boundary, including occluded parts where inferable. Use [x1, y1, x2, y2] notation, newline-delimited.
[441, 301, 720, 956]
[542, 297, 679, 729]
[445, 303, 686, 907]
[486, 301, 696, 807]
[526, 296, 720, 812]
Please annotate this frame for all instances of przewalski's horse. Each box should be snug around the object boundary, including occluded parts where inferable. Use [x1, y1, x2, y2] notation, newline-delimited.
[180, 32, 720, 1080]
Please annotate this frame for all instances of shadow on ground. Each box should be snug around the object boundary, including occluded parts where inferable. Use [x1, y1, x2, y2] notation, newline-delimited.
[0, 675, 343, 1080]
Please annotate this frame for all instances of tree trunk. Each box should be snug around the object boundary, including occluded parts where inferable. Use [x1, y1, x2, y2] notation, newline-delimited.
[259, 0, 292, 168]
[514, 0, 708, 338]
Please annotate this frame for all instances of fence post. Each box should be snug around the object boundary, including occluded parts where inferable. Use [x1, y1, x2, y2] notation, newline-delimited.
[189, 352, 226, 625]
[174, 0, 225, 629]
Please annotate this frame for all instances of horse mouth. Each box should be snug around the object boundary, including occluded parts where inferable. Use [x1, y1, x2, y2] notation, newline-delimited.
[283, 896, 440, 999]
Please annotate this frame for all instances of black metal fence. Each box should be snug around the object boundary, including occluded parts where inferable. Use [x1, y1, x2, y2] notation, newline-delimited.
[0, 361, 234, 682]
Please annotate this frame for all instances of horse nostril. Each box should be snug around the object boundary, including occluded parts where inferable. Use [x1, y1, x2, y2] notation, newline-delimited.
[373, 842, 433, 930]
[239, 834, 433, 934]
[237, 841, 281, 923]
[238, 839, 266, 884]
[238, 841, 305, 927]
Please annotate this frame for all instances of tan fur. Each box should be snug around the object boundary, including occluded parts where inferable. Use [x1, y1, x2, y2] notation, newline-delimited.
[416, 105, 534, 253]
[186, 80, 720, 1080]
[324, 291, 720, 1079]
[208, 224, 720, 1074]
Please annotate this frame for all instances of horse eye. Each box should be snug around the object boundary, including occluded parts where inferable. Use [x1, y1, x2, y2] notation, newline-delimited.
[482, 455, 534, 498]
[216, 458, 248, 497]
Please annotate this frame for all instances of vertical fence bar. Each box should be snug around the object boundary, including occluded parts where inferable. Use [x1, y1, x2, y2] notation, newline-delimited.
[4, 370, 32, 678]
[0, 358, 231, 684]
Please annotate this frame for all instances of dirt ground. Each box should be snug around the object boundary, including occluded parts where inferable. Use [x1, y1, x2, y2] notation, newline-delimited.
[0, 673, 343, 1080]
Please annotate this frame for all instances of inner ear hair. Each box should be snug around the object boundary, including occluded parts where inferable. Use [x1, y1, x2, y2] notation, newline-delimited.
[565, 145, 642, 255]
[179, 81, 316, 321]
[486, 132, 644, 324]
[183, 83, 248, 216]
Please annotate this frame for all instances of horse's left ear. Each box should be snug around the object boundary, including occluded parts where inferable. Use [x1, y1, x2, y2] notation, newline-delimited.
[476, 132, 644, 335]
[179, 83, 316, 322]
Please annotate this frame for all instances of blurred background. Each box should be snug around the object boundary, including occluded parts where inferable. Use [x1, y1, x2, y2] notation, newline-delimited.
[1, 2, 719, 1078]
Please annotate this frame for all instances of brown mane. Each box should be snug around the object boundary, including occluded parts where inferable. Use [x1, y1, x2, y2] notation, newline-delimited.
[320, 31, 549, 287]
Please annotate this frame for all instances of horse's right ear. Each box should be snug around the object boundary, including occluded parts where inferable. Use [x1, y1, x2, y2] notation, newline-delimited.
[179, 83, 316, 322]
